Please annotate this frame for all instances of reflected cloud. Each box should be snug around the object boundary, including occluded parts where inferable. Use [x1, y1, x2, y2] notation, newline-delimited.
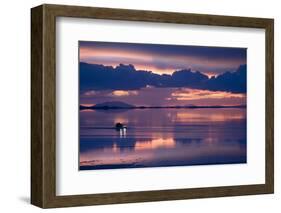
[174, 109, 246, 122]
[80, 135, 246, 169]
[113, 116, 129, 125]
[134, 138, 176, 151]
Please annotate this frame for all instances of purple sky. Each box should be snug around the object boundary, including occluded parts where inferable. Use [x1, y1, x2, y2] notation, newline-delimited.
[80, 41, 246, 77]
[79, 41, 247, 106]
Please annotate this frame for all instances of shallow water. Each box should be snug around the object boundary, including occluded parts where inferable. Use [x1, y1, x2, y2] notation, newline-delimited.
[79, 108, 246, 170]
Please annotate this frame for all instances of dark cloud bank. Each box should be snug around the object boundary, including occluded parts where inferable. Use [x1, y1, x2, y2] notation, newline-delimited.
[80, 62, 246, 93]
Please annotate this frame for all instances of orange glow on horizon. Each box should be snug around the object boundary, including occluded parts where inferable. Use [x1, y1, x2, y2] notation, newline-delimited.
[170, 89, 245, 101]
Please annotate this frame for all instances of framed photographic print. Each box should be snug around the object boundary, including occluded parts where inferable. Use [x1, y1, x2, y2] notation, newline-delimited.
[31, 4, 274, 208]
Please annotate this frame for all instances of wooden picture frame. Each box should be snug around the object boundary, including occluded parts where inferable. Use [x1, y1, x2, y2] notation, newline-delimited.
[31, 4, 274, 208]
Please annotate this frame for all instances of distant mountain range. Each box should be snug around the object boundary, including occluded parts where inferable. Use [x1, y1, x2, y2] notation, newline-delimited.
[80, 101, 246, 110]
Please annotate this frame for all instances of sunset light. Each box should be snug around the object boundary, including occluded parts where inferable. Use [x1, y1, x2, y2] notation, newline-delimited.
[79, 41, 247, 171]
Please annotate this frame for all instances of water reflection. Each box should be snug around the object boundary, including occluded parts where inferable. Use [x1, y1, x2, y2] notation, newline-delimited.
[118, 128, 127, 138]
[135, 138, 176, 151]
[79, 108, 246, 170]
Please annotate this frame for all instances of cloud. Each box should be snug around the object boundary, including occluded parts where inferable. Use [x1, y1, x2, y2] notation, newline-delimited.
[111, 90, 138, 97]
[79, 41, 246, 64]
[79, 41, 246, 76]
[83, 90, 97, 96]
[170, 89, 245, 101]
[202, 64, 247, 93]
[80, 62, 246, 93]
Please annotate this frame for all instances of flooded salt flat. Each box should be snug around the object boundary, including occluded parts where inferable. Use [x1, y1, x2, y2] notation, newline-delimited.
[79, 108, 246, 170]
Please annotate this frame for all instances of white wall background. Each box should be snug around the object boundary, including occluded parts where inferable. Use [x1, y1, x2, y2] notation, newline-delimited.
[0, 0, 279, 212]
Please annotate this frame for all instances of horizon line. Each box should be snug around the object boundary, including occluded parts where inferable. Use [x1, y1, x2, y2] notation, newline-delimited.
[80, 104, 247, 109]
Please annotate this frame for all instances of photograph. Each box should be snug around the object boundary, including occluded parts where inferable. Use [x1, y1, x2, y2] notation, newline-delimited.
[79, 41, 247, 170]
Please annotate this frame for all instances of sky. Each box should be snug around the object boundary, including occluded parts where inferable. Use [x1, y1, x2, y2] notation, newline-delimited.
[79, 41, 247, 106]
[79, 41, 246, 77]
